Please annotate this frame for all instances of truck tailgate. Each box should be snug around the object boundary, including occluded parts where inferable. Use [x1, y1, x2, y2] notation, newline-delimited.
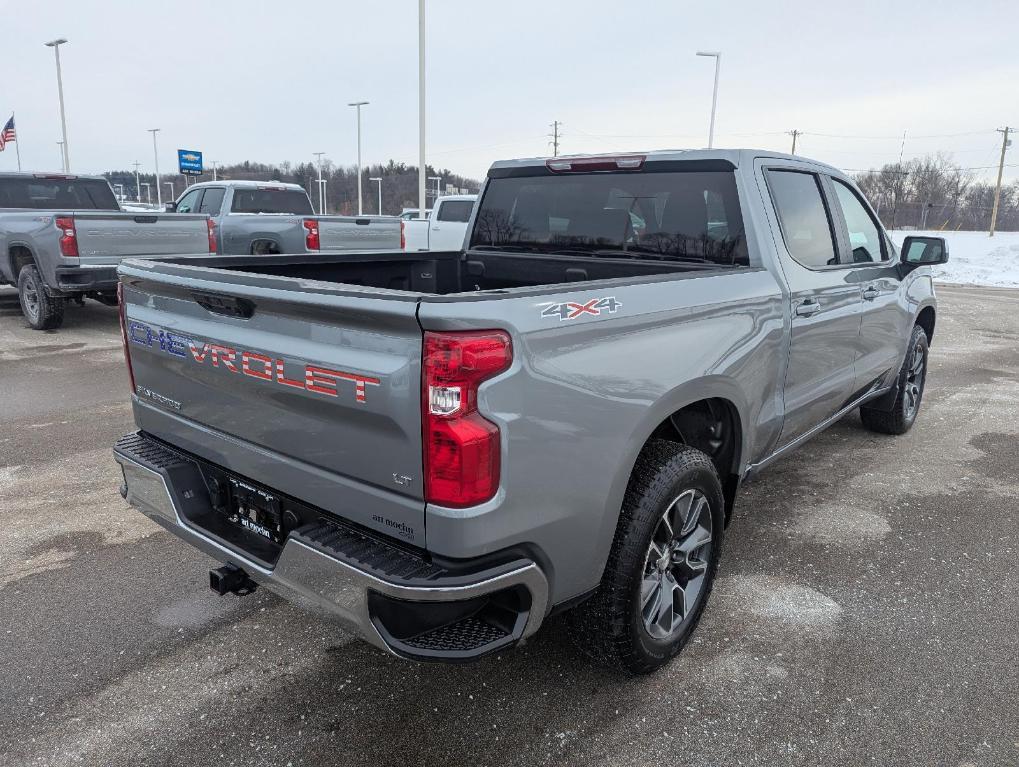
[120, 263, 425, 544]
[318, 216, 401, 251]
[74, 212, 209, 266]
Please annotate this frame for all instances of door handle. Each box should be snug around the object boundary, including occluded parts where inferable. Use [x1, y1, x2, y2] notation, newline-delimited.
[862, 286, 879, 301]
[794, 299, 822, 317]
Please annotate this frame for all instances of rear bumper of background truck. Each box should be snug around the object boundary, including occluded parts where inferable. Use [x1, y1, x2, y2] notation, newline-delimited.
[54, 265, 119, 292]
[113, 431, 549, 662]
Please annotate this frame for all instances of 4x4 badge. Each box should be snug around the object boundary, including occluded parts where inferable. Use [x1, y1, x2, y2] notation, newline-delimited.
[539, 296, 622, 321]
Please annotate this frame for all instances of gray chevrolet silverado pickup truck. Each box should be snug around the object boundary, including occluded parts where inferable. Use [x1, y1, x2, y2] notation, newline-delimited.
[0, 172, 211, 329]
[113, 149, 948, 674]
[168, 180, 402, 255]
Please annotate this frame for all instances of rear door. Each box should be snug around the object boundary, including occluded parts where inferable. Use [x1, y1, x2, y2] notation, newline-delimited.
[121, 267, 426, 543]
[763, 167, 863, 446]
[73, 212, 209, 265]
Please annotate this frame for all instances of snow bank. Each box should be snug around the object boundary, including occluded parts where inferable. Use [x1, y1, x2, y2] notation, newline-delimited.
[889, 230, 1019, 288]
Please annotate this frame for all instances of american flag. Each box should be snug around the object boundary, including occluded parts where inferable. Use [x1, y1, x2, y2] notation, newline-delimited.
[0, 116, 15, 152]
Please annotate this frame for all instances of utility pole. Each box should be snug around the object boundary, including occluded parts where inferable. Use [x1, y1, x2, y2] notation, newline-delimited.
[45, 39, 70, 172]
[313, 152, 325, 215]
[132, 161, 141, 201]
[989, 126, 1012, 237]
[348, 101, 369, 216]
[549, 120, 561, 157]
[148, 128, 161, 207]
[788, 129, 801, 155]
[418, 0, 426, 220]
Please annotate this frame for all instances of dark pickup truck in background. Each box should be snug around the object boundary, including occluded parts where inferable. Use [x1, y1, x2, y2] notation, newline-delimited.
[114, 149, 948, 673]
[0, 172, 211, 329]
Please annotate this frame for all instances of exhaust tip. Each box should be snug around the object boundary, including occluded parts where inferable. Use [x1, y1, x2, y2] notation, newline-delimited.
[209, 563, 258, 596]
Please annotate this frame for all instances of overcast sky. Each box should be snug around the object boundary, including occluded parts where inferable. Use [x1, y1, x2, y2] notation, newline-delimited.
[3, 0, 1018, 184]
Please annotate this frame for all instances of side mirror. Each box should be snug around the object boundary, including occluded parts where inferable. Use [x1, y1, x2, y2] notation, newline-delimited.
[164, 201, 177, 213]
[901, 235, 948, 267]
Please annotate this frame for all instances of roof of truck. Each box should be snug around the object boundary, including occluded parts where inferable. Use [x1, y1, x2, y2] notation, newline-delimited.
[488, 148, 845, 177]
[184, 179, 305, 190]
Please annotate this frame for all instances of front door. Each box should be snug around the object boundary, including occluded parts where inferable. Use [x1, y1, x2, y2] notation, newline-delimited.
[763, 168, 863, 446]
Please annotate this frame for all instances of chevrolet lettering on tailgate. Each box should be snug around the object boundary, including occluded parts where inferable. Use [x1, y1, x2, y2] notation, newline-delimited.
[127, 320, 380, 403]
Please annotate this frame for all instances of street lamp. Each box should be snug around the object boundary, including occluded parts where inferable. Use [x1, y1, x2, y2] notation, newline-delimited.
[313, 152, 326, 215]
[369, 177, 383, 215]
[210, 160, 218, 181]
[45, 38, 70, 172]
[348, 101, 369, 215]
[695, 51, 721, 149]
[148, 128, 162, 206]
[428, 175, 442, 203]
[164, 181, 174, 202]
[56, 141, 65, 172]
[317, 178, 328, 213]
[418, 0, 426, 220]
[140, 182, 151, 204]
[132, 161, 141, 201]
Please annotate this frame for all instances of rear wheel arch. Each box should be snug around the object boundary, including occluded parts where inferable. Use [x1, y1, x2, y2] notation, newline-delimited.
[7, 244, 38, 282]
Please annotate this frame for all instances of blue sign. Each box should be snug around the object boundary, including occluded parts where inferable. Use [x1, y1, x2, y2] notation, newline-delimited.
[177, 149, 203, 176]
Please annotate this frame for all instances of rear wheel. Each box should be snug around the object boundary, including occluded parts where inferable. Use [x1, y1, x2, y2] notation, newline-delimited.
[17, 265, 65, 330]
[569, 441, 724, 675]
[860, 324, 928, 435]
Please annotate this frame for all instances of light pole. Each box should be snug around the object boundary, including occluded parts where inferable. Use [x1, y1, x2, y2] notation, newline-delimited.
[369, 177, 382, 215]
[210, 160, 218, 181]
[348, 101, 369, 215]
[132, 161, 141, 201]
[418, 0, 426, 220]
[148, 128, 162, 206]
[695, 51, 721, 149]
[141, 182, 151, 204]
[114, 183, 124, 200]
[164, 181, 174, 202]
[428, 175, 442, 204]
[56, 141, 65, 172]
[45, 38, 71, 172]
[313, 152, 326, 215]
[317, 178, 328, 214]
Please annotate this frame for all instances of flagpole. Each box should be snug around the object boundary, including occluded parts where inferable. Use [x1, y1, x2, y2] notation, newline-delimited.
[13, 114, 22, 171]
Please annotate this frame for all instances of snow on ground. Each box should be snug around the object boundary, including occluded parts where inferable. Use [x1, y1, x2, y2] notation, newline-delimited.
[889, 230, 1019, 288]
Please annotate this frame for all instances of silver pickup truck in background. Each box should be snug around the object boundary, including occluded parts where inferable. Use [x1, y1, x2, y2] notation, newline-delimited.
[168, 180, 403, 255]
[0, 172, 212, 329]
[114, 149, 949, 674]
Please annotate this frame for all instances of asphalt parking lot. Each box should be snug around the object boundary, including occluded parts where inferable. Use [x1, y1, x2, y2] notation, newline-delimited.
[1, 283, 1016, 767]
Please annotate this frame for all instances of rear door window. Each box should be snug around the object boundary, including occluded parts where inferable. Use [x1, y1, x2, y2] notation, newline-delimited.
[0, 177, 119, 210]
[766, 170, 839, 269]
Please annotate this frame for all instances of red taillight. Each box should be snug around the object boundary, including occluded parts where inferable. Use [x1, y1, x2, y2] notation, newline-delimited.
[206, 219, 217, 252]
[303, 218, 320, 251]
[422, 330, 512, 507]
[545, 155, 645, 173]
[55, 216, 78, 257]
[400, 220, 406, 250]
[117, 282, 136, 393]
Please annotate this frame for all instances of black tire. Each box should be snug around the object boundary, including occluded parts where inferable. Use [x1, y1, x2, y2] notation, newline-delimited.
[17, 265, 65, 330]
[569, 440, 724, 675]
[860, 324, 929, 435]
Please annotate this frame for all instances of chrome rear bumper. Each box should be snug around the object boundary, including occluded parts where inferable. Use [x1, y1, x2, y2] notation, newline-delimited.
[114, 432, 548, 660]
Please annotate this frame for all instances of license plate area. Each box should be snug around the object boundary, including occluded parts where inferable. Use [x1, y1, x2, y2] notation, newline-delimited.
[225, 477, 283, 545]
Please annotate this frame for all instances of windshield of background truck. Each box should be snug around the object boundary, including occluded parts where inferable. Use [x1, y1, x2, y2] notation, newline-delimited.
[0, 177, 120, 210]
[469, 169, 749, 266]
[230, 188, 313, 215]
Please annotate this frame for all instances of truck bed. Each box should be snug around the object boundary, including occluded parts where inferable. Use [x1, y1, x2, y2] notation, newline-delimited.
[141, 249, 717, 298]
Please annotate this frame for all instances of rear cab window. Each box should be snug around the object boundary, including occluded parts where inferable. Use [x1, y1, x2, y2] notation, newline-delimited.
[230, 188, 313, 215]
[0, 177, 119, 210]
[199, 188, 226, 215]
[469, 166, 749, 267]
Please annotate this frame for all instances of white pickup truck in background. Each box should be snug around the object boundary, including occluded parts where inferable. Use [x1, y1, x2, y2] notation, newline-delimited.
[402, 195, 477, 252]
